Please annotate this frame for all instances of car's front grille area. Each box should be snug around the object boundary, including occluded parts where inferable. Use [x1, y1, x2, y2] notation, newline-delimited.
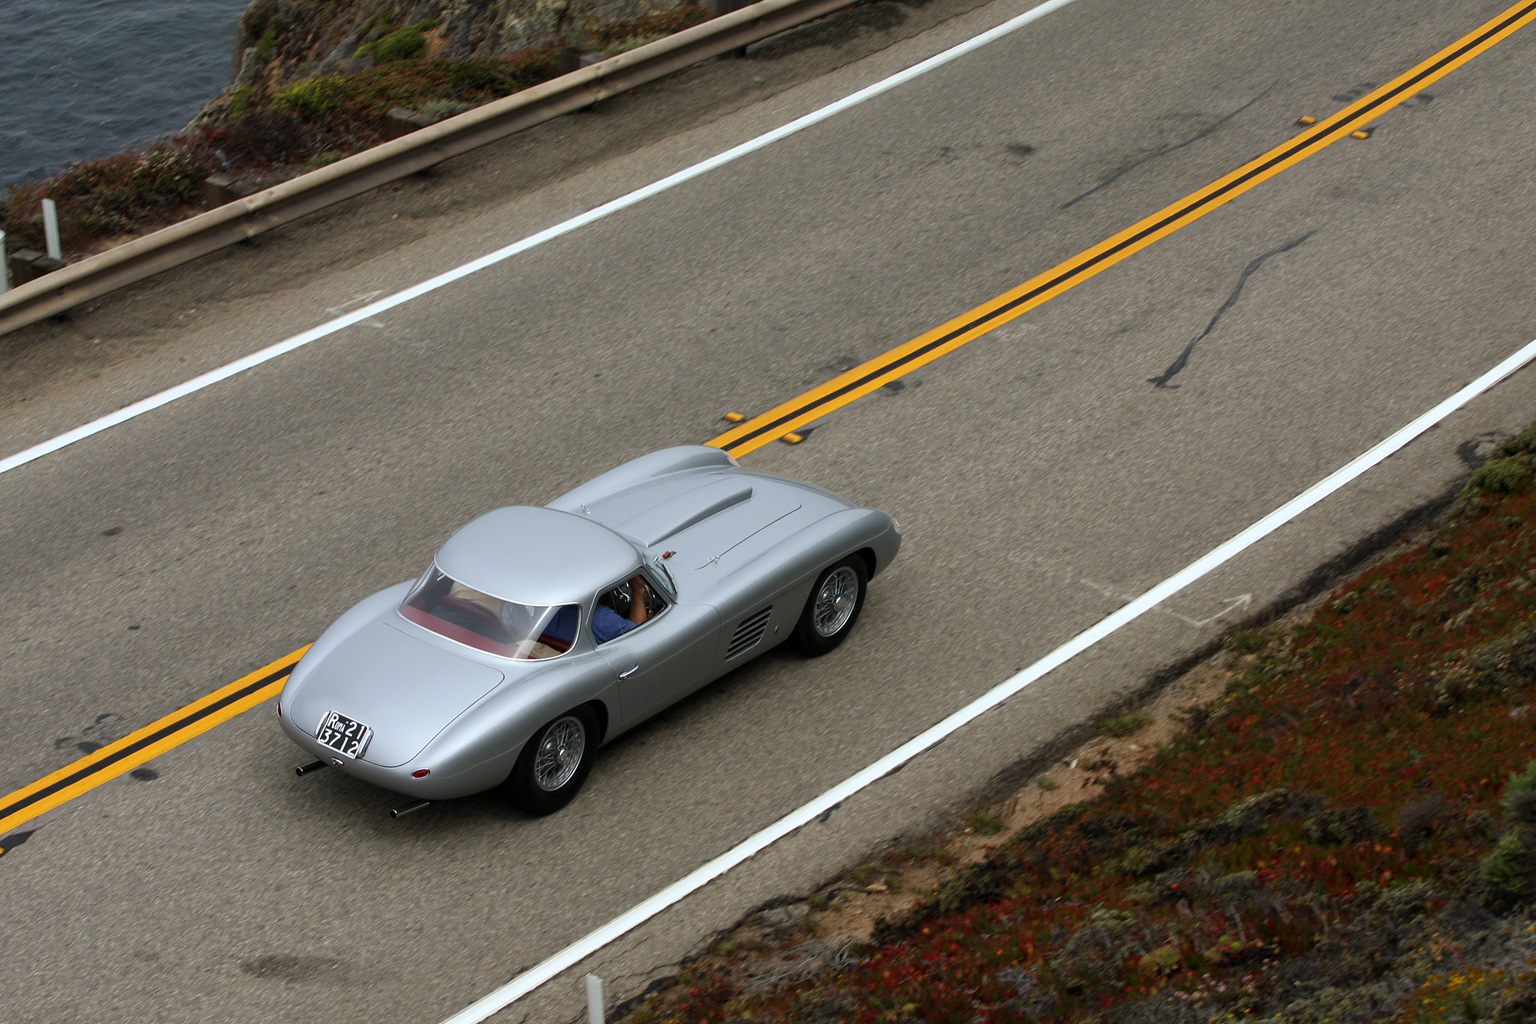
[726, 607, 773, 660]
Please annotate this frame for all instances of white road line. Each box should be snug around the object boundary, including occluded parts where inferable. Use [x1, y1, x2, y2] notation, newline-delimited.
[0, 0, 1086, 479]
[440, 333, 1536, 1024]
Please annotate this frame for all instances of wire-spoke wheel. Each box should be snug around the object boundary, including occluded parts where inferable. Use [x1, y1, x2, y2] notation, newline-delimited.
[506, 705, 598, 815]
[794, 557, 867, 656]
[533, 716, 586, 792]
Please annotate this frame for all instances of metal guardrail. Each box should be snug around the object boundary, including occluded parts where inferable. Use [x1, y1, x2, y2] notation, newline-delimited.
[0, 0, 854, 337]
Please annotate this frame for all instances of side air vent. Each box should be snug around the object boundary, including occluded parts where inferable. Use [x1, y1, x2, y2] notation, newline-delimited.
[726, 607, 773, 660]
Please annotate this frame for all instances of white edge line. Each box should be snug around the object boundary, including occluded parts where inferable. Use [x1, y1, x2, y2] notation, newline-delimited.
[439, 333, 1536, 1024]
[0, 0, 1084, 479]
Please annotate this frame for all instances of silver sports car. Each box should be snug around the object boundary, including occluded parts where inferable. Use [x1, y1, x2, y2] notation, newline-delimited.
[278, 445, 900, 815]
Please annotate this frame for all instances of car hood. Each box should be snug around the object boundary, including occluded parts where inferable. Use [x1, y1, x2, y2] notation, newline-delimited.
[287, 619, 504, 767]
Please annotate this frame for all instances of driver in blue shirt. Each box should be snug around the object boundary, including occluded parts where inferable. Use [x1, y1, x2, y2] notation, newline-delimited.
[593, 575, 652, 643]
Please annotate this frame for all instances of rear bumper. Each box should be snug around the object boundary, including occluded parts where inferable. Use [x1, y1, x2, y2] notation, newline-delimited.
[278, 714, 504, 800]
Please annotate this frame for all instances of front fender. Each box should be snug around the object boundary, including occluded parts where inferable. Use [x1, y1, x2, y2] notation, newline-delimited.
[714, 507, 900, 614]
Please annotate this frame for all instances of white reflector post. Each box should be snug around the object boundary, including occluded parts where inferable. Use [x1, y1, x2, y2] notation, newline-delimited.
[0, 230, 9, 293]
[585, 974, 604, 1024]
[42, 199, 61, 261]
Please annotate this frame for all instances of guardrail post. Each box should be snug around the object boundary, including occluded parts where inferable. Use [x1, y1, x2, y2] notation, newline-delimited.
[9, 248, 41, 286]
[42, 198, 62, 261]
[561, 49, 608, 74]
[203, 174, 259, 209]
[0, 231, 9, 294]
[559, 51, 609, 111]
[7, 247, 64, 286]
[384, 107, 437, 141]
[714, 0, 754, 55]
[585, 974, 605, 1024]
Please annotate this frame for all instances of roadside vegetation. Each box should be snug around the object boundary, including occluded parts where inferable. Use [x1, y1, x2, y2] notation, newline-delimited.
[624, 428, 1536, 1022]
[0, 7, 710, 260]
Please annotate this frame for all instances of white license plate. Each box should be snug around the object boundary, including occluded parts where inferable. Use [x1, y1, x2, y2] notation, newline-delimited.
[315, 710, 372, 759]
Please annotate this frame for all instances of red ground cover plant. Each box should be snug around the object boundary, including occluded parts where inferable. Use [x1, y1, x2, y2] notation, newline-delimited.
[631, 430, 1536, 1023]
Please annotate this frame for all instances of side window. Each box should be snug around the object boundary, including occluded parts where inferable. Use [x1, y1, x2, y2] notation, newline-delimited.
[591, 573, 668, 645]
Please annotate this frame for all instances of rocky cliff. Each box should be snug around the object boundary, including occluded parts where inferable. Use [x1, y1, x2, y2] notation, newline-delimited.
[230, 0, 695, 90]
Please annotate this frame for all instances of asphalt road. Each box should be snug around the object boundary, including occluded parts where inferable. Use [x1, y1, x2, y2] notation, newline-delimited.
[4, 0, 1536, 1020]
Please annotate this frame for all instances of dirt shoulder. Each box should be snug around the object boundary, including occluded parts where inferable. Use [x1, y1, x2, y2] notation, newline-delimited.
[614, 438, 1536, 1022]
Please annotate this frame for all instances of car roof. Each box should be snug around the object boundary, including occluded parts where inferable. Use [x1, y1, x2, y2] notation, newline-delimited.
[435, 506, 642, 605]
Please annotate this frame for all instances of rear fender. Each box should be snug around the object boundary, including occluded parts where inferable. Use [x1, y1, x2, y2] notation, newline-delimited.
[282, 581, 412, 701]
[413, 659, 619, 791]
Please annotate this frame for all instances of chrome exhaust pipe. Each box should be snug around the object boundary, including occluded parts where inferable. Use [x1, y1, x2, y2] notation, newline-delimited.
[389, 800, 432, 819]
[294, 760, 328, 776]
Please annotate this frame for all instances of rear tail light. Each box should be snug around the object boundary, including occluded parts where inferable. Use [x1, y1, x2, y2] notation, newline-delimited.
[411, 769, 430, 779]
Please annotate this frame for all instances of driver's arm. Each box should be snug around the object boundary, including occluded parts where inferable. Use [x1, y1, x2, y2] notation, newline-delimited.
[627, 576, 650, 626]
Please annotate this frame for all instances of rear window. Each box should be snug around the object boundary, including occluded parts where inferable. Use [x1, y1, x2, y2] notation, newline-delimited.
[400, 566, 576, 660]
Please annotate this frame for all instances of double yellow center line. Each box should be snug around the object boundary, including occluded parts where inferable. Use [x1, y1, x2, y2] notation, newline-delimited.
[0, 649, 306, 837]
[709, 0, 1536, 456]
[4, 0, 1534, 843]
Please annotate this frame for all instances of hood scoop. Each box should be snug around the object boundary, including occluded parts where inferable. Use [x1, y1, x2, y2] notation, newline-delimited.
[617, 481, 755, 547]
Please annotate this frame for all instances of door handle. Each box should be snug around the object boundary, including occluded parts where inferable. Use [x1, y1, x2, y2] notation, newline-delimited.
[618, 665, 640, 679]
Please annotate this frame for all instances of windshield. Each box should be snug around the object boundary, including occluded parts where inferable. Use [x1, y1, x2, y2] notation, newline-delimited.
[400, 566, 576, 660]
[645, 554, 678, 602]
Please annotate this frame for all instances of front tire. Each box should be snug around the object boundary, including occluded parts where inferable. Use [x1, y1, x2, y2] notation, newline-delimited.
[793, 557, 867, 656]
[506, 706, 598, 816]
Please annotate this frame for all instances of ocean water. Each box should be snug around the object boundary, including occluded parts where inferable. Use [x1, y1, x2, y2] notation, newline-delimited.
[0, 0, 252, 187]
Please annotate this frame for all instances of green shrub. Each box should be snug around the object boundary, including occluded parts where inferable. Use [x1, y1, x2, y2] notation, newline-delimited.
[375, 26, 427, 64]
[917, 859, 1012, 919]
[1225, 629, 1266, 654]
[1495, 423, 1536, 458]
[1480, 830, 1529, 907]
[1503, 760, 1536, 826]
[969, 809, 1003, 835]
[1433, 628, 1536, 711]
[848, 861, 879, 884]
[1330, 589, 1361, 615]
[256, 27, 280, 59]
[1099, 711, 1149, 738]
[1480, 761, 1536, 909]
[228, 86, 255, 116]
[1459, 427, 1536, 505]
[274, 76, 350, 119]
[1304, 806, 1383, 845]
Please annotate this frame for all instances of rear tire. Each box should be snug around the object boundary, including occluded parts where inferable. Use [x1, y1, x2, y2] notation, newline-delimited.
[505, 706, 598, 816]
[793, 558, 867, 656]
